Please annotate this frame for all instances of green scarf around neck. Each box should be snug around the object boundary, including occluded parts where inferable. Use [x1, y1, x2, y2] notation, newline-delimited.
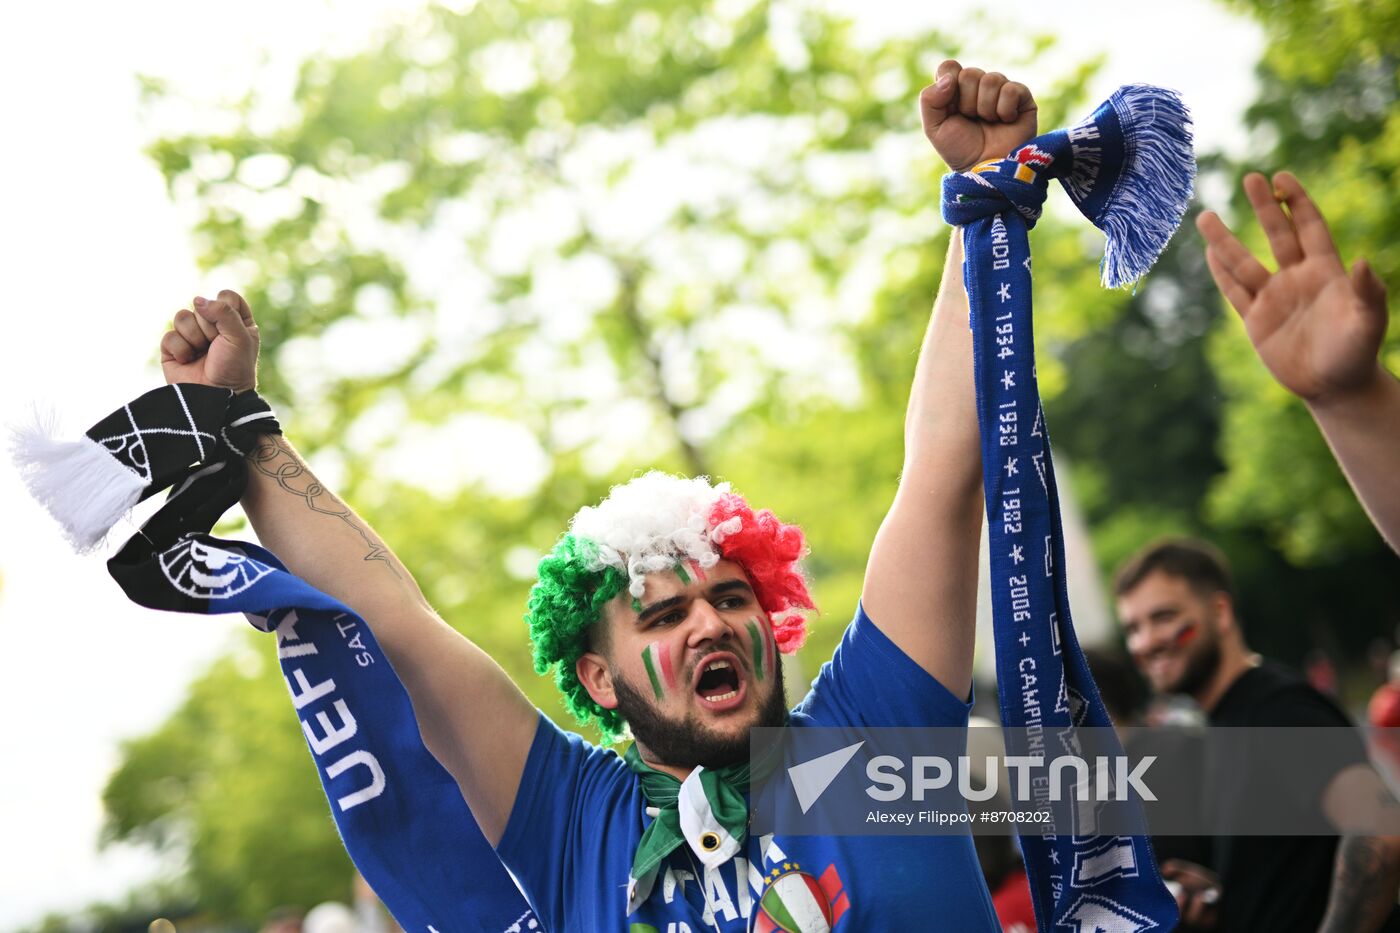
[623, 732, 786, 914]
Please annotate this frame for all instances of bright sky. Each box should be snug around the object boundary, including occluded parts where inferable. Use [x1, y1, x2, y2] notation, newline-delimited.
[0, 0, 1262, 928]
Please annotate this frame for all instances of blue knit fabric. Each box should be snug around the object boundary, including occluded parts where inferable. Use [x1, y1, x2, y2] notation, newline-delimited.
[942, 85, 1193, 932]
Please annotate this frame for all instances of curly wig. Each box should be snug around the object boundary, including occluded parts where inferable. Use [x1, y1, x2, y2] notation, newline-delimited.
[524, 472, 814, 740]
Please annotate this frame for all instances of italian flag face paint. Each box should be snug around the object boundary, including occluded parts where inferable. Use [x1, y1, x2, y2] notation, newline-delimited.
[747, 617, 775, 682]
[672, 559, 706, 587]
[641, 641, 675, 700]
[1173, 623, 1199, 647]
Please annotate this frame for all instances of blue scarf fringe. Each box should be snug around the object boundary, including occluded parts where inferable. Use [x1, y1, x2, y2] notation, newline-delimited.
[1086, 84, 1196, 288]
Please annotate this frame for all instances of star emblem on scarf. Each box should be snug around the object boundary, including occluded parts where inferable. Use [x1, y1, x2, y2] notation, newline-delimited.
[1002, 370, 1016, 390]
[1004, 457, 1018, 478]
[1010, 544, 1024, 564]
[997, 282, 1012, 302]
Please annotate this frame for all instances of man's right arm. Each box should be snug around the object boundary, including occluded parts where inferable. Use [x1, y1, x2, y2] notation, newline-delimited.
[163, 291, 538, 845]
[1198, 172, 1400, 555]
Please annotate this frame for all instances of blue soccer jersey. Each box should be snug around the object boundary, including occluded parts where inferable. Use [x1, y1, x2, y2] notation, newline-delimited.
[496, 604, 1000, 931]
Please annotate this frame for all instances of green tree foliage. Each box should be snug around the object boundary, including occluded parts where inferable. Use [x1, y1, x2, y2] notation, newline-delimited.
[1098, 0, 1400, 668]
[88, 0, 1400, 915]
[1045, 196, 1226, 575]
[95, 1, 1125, 920]
[103, 644, 356, 923]
[90, 0, 1400, 920]
[97, 0, 1400, 922]
[1021, 0, 1400, 669]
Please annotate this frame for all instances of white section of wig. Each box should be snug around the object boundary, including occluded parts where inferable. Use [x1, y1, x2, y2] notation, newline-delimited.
[570, 471, 730, 598]
[9, 411, 146, 553]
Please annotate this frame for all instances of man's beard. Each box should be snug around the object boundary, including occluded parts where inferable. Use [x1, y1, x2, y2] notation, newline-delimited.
[1166, 623, 1222, 698]
[613, 660, 789, 771]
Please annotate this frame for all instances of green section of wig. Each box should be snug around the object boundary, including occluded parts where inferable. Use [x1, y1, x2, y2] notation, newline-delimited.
[525, 532, 629, 740]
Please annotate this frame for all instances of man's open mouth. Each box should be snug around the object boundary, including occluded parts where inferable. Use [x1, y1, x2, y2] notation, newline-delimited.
[693, 653, 746, 708]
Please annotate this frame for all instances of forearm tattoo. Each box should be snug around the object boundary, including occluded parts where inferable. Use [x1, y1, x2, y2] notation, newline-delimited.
[1320, 836, 1393, 933]
[249, 436, 402, 579]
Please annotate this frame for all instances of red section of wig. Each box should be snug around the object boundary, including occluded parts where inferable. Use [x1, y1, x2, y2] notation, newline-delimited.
[708, 493, 814, 653]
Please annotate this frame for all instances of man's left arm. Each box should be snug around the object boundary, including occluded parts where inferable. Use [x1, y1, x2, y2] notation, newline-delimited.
[861, 60, 1036, 698]
[1320, 763, 1400, 933]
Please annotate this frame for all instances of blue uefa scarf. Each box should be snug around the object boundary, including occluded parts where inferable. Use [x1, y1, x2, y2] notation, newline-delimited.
[15, 385, 541, 933]
[944, 84, 1194, 932]
[115, 465, 539, 933]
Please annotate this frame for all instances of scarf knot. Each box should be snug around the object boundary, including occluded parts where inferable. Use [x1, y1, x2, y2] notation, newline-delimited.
[941, 84, 1195, 289]
[940, 141, 1059, 230]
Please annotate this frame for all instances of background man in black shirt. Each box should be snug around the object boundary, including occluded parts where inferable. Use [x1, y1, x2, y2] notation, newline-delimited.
[1115, 538, 1400, 931]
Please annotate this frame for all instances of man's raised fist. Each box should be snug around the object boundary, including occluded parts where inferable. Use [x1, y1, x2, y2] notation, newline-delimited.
[160, 289, 260, 394]
[920, 60, 1038, 173]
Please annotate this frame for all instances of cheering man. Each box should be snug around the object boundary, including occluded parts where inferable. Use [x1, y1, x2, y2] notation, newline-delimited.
[155, 60, 1034, 930]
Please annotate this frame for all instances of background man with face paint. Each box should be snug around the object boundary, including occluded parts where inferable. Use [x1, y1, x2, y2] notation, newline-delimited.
[153, 59, 1032, 930]
[1114, 537, 1400, 932]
